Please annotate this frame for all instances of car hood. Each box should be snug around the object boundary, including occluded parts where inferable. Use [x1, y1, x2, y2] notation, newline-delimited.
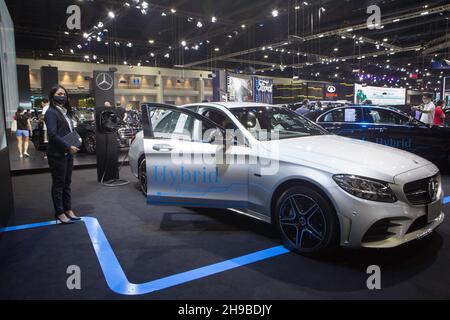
[260, 135, 431, 183]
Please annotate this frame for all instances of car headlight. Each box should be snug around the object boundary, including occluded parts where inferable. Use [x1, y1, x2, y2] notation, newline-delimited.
[333, 174, 397, 203]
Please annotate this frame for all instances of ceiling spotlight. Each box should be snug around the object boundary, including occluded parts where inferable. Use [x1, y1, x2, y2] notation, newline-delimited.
[214, 47, 220, 52]
[83, 32, 90, 39]
[64, 31, 69, 35]
[161, 12, 167, 16]
[108, 11, 115, 19]
[137, 62, 141, 67]
[126, 42, 133, 47]
[272, 9, 279, 18]
[141, 1, 148, 9]
[124, 2, 130, 7]
[123, 61, 127, 65]
[197, 21, 203, 28]
[148, 39, 154, 44]
[181, 40, 187, 47]
[77, 44, 82, 49]
[241, 24, 246, 29]
[70, 49, 74, 54]
[93, 55, 97, 60]
[264, 55, 268, 59]
[84, 55, 89, 59]
[164, 53, 170, 58]
[98, 22, 104, 28]
[48, 53, 54, 56]
[150, 53, 155, 57]
[211, 16, 217, 23]
[171, 8, 176, 14]
[295, 6, 301, 10]
[334, 48, 339, 51]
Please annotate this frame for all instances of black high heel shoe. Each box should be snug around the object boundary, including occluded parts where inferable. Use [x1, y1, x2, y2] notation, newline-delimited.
[65, 212, 82, 221]
[55, 214, 74, 225]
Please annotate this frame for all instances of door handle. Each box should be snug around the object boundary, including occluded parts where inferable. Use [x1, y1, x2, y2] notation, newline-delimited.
[152, 144, 174, 152]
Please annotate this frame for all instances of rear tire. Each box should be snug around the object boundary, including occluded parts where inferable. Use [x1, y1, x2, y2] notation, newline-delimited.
[138, 157, 147, 197]
[274, 186, 339, 256]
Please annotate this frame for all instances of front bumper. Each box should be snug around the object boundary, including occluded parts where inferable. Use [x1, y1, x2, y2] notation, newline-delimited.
[329, 164, 445, 249]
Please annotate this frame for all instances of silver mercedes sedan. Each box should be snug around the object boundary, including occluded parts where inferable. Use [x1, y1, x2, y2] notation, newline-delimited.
[129, 102, 445, 255]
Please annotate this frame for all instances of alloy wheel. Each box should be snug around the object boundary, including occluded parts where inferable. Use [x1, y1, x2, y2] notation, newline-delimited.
[84, 132, 96, 154]
[278, 194, 327, 251]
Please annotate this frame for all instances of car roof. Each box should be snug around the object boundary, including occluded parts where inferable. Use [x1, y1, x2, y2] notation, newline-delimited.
[184, 102, 276, 109]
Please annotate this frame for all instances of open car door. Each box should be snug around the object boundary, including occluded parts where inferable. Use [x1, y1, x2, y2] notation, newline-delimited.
[141, 103, 249, 209]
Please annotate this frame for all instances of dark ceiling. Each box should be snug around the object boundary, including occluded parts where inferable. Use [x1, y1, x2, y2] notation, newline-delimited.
[5, 0, 450, 91]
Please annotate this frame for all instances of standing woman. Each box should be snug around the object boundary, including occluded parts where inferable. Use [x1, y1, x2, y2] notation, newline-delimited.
[44, 85, 81, 224]
[15, 107, 32, 158]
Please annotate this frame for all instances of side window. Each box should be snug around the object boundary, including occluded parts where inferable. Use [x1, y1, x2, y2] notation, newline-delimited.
[363, 108, 408, 125]
[150, 108, 218, 142]
[320, 108, 362, 123]
[202, 108, 236, 130]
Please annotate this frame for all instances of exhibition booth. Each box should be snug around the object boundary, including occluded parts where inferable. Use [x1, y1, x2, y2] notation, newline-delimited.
[1, 0, 450, 303]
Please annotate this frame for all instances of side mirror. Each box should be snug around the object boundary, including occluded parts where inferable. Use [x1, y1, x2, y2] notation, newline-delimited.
[203, 127, 223, 144]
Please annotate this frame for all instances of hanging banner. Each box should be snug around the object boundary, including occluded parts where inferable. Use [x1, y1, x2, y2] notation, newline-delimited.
[227, 74, 254, 102]
[254, 78, 273, 104]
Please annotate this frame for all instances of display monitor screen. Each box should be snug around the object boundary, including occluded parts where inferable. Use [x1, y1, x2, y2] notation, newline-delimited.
[354, 84, 406, 106]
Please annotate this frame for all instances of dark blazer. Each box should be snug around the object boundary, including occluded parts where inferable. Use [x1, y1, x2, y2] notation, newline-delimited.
[44, 107, 73, 157]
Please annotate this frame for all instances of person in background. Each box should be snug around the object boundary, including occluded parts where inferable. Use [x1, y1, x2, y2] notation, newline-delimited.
[15, 106, 32, 158]
[412, 93, 435, 127]
[41, 99, 50, 146]
[124, 105, 136, 124]
[356, 89, 367, 104]
[44, 85, 80, 224]
[295, 99, 310, 116]
[104, 101, 112, 107]
[41, 99, 50, 115]
[434, 100, 445, 127]
[115, 102, 126, 122]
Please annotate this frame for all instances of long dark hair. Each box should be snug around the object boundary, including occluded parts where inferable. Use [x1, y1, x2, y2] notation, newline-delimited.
[49, 85, 73, 117]
[15, 106, 24, 119]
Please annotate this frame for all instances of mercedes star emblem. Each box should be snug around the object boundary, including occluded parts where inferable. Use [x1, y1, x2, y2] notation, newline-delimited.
[96, 73, 114, 91]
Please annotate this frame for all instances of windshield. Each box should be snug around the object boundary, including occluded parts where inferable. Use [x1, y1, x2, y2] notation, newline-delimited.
[74, 110, 95, 122]
[230, 106, 328, 140]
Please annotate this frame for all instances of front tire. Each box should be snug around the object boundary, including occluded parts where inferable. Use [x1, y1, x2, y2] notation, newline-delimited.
[274, 186, 339, 255]
[83, 131, 96, 154]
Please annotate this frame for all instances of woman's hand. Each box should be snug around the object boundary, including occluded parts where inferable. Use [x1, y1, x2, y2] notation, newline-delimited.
[69, 146, 80, 154]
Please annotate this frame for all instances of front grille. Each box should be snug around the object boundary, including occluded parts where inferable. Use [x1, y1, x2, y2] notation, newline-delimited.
[362, 218, 402, 243]
[407, 215, 430, 234]
[404, 175, 439, 206]
[118, 128, 138, 139]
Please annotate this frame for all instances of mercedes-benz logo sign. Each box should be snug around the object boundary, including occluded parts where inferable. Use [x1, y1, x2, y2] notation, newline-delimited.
[96, 73, 114, 91]
[327, 86, 337, 93]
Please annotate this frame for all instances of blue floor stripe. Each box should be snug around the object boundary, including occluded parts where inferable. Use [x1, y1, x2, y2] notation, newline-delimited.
[0, 217, 289, 295]
[0, 220, 57, 232]
[444, 196, 450, 205]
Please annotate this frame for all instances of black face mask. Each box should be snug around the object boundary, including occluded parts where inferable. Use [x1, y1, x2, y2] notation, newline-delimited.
[53, 95, 67, 106]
